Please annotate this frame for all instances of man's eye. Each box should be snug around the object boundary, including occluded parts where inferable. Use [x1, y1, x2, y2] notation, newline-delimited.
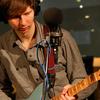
[24, 12, 29, 15]
[24, 10, 32, 15]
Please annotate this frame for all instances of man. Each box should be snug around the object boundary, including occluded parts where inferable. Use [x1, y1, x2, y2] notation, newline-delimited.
[0, 0, 97, 100]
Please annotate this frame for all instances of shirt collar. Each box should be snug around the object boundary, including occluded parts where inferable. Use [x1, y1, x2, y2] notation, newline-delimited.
[12, 21, 44, 49]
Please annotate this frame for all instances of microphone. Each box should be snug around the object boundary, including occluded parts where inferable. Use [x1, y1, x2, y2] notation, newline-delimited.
[43, 7, 63, 47]
[50, 31, 63, 47]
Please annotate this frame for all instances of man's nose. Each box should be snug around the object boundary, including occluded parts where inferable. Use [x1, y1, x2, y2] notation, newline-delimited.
[19, 16, 26, 25]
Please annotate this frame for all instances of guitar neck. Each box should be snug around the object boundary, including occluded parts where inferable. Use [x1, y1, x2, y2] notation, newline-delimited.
[51, 70, 100, 100]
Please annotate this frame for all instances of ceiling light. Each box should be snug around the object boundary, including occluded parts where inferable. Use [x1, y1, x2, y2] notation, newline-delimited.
[79, 5, 83, 9]
[85, 15, 90, 19]
[90, 29, 95, 32]
[40, 0, 43, 2]
[76, 0, 81, 3]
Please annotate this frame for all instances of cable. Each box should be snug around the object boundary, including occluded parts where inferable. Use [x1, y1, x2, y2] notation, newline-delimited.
[36, 39, 51, 100]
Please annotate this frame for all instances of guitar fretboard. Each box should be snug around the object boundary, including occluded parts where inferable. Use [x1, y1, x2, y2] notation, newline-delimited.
[51, 70, 100, 100]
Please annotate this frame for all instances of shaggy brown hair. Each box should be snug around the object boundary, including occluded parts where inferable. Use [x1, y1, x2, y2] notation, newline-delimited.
[0, 0, 36, 23]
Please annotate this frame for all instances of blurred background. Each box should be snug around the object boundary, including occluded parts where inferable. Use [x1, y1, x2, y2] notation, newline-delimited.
[39, 0, 100, 57]
[0, 0, 100, 100]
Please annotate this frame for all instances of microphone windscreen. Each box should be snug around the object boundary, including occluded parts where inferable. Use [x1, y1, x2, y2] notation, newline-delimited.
[43, 7, 63, 26]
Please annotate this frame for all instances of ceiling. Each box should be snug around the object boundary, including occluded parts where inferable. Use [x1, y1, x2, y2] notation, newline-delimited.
[40, 0, 100, 32]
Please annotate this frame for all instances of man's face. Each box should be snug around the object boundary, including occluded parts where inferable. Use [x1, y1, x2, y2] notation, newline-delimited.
[8, 6, 35, 37]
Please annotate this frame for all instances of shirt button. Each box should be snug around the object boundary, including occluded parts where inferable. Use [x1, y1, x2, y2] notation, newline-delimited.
[36, 78, 39, 81]
[23, 65, 26, 68]
[29, 55, 32, 57]
[16, 68, 19, 70]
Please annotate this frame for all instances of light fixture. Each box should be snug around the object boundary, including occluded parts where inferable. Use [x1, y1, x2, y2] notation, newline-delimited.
[90, 28, 95, 32]
[79, 5, 83, 9]
[85, 15, 90, 19]
[76, 0, 81, 3]
[40, 0, 43, 2]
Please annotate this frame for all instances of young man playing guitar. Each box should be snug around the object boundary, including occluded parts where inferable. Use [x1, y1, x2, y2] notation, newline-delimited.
[0, 0, 97, 100]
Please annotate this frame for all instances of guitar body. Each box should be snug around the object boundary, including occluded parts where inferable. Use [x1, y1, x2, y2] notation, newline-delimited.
[26, 83, 42, 100]
[26, 70, 100, 100]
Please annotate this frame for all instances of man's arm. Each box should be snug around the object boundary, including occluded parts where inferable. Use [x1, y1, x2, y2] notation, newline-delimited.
[61, 29, 97, 99]
[0, 61, 12, 100]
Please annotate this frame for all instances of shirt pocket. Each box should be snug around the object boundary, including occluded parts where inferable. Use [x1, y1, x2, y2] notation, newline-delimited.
[29, 65, 42, 84]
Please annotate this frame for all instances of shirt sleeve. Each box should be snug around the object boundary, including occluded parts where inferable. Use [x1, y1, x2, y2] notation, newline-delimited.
[0, 62, 12, 100]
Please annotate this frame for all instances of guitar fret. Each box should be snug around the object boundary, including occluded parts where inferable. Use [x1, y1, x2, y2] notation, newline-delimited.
[94, 71, 100, 81]
[75, 84, 78, 94]
[94, 73, 98, 81]
[71, 84, 79, 96]
[89, 73, 96, 83]
[72, 85, 77, 94]
[83, 79, 88, 86]
[67, 86, 74, 96]
[77, 81, 85, 90]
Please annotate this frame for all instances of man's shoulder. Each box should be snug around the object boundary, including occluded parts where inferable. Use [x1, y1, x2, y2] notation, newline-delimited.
[0, 30, 14, 45]
[0, 30, 13, 38]
[61, 28, 73, 39]
[61, 28, 71, 35]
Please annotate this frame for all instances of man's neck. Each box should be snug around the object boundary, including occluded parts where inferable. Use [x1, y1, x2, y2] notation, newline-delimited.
[21, 37, 36, 51]
[15, 23, 36, 51]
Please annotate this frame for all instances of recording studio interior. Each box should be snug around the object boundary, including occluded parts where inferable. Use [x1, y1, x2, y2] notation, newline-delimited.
[0, 0, 100, 100]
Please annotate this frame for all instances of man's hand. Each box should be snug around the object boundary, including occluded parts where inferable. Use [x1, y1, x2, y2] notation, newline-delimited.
[60, 85, 76, 100]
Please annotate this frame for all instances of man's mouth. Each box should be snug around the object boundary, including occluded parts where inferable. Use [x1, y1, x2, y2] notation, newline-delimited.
[19, 26, 29, 32]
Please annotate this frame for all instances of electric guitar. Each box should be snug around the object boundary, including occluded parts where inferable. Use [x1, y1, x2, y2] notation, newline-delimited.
[26, 70, 100, 100]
